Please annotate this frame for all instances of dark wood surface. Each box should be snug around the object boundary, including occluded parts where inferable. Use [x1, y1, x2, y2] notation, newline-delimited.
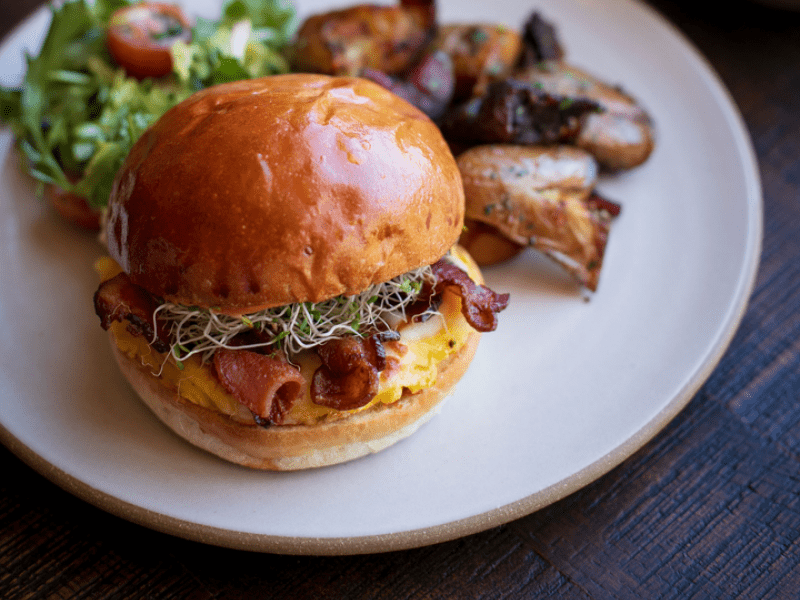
[3, 0, 800, 597]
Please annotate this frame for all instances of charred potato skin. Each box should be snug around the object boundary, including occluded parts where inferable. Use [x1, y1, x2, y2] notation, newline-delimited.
[514, 62, 655, 170]
[516, 11, 565, 67]
[361, 49, 456, 121]
[440, 79, 600, 148]
[457, 144, 612, 290]
[291, 4, 434, 76]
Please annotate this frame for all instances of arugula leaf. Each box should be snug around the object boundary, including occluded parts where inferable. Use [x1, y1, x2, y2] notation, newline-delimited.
[224, 0, 295, 35]
[0, 88, 22, 123]
[92, 0, 132, 23]
[1, 0, 295, 212]
[17, 2, 100, 186]
[171, 10, 290, 90]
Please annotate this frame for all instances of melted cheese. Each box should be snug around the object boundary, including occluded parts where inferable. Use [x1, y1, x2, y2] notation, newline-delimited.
[97, 247, 478, 426]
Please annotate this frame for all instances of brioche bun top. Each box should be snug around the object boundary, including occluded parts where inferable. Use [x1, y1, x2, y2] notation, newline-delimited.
[106, 74, 465, 314]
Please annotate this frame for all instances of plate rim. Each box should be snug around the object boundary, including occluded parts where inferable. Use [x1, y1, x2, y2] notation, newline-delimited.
[0, 0, 763, 555]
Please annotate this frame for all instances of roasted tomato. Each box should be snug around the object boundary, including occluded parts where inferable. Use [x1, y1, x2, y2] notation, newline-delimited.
[106, 3, 191, 79]
[46, 183, 102, 230]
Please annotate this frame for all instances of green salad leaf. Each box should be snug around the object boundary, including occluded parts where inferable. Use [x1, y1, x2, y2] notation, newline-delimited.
[0, 0, 295, 210]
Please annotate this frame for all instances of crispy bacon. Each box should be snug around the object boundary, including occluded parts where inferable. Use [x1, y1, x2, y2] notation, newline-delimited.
[94, 273, 170, 353]
[587, 191, 622, 218]
[95, 260, 509, 424]
[311, 332, 397, 411]
[214, 349, 305, 426]
[432, 259, 510, 332]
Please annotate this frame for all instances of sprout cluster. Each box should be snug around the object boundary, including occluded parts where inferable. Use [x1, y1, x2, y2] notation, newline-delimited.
[154, 266, 438, 365]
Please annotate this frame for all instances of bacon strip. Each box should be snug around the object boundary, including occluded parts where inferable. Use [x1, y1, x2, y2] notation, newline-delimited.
[214, 349, 304, 425]
[587, 191, 622, 218]
[95, 263, 509, 424]
[311, 333, 396, 411]
[94, 273, 170, 353]
[432, 260, 510, 332]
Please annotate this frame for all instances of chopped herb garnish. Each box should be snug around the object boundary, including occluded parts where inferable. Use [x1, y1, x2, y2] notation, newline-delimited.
[559, 97, 575, 110]
[470, 28, 488, 44]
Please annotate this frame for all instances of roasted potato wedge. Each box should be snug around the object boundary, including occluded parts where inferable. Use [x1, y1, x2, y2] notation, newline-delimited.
[431, 24, 522, 101]
[291, 3, 434, 76]
[457, 144, 617, 290]
[440, 78, 600, 147]
[514, 62, 655, 170]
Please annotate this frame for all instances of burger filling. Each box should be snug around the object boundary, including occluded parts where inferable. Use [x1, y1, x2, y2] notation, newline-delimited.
[94, 247, 509, 426]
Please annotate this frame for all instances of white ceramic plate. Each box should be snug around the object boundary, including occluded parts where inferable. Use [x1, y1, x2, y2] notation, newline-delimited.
[0, 0, 761, 554]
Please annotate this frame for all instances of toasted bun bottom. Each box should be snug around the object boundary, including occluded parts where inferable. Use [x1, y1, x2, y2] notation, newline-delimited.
[111, 331, 480, 470]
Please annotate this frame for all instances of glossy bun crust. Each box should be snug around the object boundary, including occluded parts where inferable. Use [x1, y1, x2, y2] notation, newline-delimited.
[106, 74, 465, 313]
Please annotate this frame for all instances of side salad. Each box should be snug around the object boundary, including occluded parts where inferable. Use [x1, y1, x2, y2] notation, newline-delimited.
[0, 0, 295, 228]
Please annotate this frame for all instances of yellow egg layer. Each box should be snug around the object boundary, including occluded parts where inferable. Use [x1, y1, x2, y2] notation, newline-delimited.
[97, 247, 478, 426]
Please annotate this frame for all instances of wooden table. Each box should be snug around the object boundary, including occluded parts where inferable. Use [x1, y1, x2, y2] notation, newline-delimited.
[2, 0, 800, 597]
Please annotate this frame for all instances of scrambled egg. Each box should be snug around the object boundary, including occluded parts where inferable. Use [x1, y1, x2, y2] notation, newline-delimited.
[97, 248, 477, 426]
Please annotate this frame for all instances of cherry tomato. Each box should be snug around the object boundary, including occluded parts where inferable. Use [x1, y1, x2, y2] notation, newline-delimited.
[46, 183, 102, 230]
[106, 3, 191, 79]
